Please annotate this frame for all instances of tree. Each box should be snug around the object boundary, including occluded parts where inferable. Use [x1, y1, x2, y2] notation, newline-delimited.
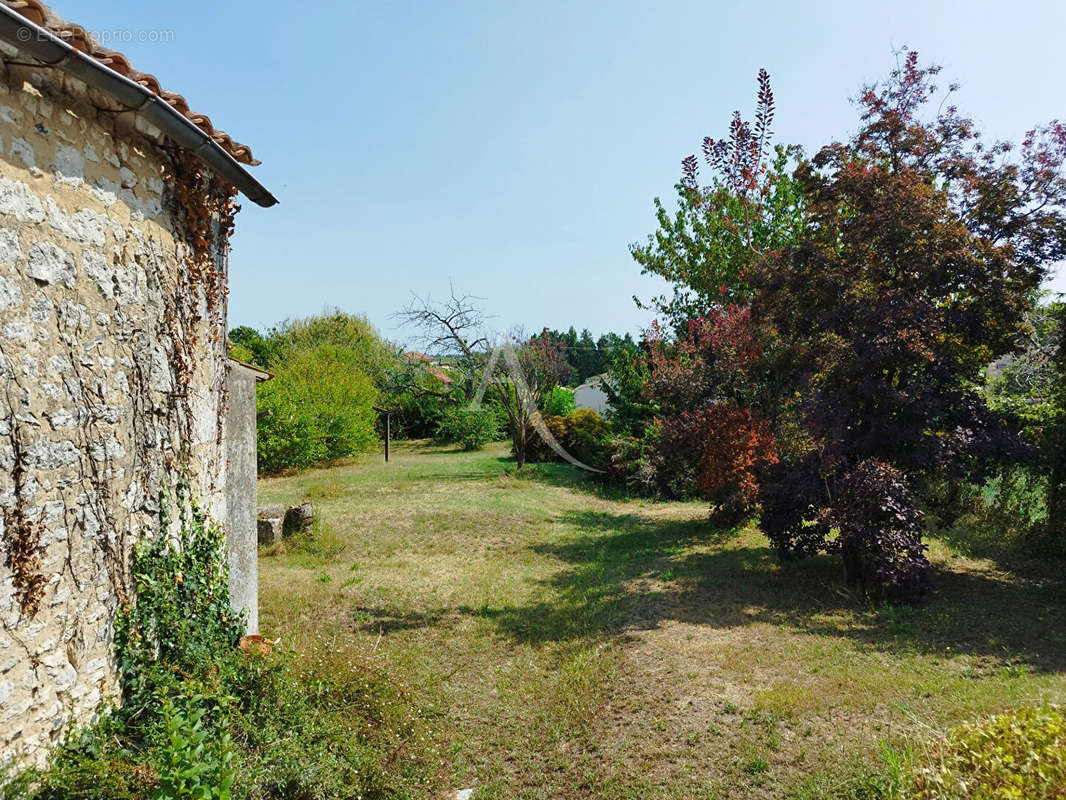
[396, 291, 569, 468]
[639, 307, 778, 513]
[269, 310, 398, 384]
[231, 311, 398, 471]
[228, 325, 277, 367]
[575, 329, 598, 381]
[606, 70, 794, 508]
[502, 331, 572, 467]
[631, 70, 806, 333]
[256, 343, 379, 472]
[754, 51, 1066, 601]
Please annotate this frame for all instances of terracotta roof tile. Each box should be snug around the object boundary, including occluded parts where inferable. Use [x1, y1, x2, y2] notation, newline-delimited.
[1, 0, 260, 165]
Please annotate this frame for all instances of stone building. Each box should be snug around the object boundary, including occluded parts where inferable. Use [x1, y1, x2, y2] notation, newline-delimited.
[0, 2, 275, 767]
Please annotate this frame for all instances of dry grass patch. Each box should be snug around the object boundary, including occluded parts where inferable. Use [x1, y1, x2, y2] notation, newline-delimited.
[258, 441, 1066, 799]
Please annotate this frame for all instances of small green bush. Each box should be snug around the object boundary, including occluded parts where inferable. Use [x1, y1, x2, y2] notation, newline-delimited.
[544, 386, 576, 417]
[911, 705, 1066, 799]
[565, 408, 608, 464]
[154, 696, 235, 800]
[604, 432, 659, 494]
[435, 405, 501, 450]
[390, 389, 451, 439]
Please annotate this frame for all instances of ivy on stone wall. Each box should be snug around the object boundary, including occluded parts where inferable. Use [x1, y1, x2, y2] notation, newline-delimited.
[114, 480, 244, 718]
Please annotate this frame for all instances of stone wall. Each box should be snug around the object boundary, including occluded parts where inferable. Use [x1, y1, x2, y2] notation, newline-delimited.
[224, 361, 259, 636]
[0, 64, 231, 767]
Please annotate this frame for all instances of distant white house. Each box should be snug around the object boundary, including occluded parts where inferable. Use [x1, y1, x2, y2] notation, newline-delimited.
[574, 375, 612, 415]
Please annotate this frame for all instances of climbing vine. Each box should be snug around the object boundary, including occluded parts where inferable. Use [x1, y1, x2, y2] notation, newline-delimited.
[1, 426, 47, 617]
[0, 348, 46, 617]
[167, 151, 239, 345]
[114, 480, 244, 716]
[167, 152, 240, 457]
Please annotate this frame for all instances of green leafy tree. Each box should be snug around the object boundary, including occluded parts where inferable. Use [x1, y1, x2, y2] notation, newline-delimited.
[227, 325, 278, 367]
[544, 386, 576, 416]
[631, 70, 806, 333]
[268, 310, 398, 384]
[435, 405, 501, 450]
[574, 329, 598, 380]
[256, 343, 379, 472]
[230, 311, 396, 471]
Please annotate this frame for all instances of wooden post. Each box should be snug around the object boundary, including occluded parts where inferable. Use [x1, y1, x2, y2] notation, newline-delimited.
[374, 406, 391, 463]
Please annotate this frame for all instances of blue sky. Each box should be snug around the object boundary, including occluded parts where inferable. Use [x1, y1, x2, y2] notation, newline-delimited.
[75, 1, 1066, 344]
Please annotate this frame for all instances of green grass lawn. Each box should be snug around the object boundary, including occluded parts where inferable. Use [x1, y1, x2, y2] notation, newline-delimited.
[258, 441, 1066, 799]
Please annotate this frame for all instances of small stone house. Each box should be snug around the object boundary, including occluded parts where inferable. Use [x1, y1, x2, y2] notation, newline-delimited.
[0, 2, 275, 767]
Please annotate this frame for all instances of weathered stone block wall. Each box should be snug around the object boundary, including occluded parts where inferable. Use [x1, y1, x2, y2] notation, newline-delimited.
[224, 361, 258, 636]
[0, 65, 230, 767]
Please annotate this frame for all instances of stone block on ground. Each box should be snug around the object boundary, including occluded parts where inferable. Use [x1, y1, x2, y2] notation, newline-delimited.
[283, 502, 314, 537]
[256, 505, 284, 546]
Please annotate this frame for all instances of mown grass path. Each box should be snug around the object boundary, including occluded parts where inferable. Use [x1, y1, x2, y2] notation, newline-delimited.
[258, 442, 1066, 799]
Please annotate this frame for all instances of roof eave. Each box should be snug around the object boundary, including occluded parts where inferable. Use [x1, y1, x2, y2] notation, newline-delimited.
[0, 5, 277, 207]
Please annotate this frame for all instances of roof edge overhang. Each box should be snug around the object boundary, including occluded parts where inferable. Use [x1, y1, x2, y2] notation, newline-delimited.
[0, 5, 278, 207]
[227, 357, 272, 382]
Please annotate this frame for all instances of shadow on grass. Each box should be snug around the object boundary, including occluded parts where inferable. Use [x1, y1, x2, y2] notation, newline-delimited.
[496, 459, 654, 502]
[354, 606, 453, 634]
[357, 507, 1066, 673]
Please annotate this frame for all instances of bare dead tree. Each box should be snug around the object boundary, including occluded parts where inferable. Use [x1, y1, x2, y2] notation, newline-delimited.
[395, 287, 491, 399]
[394, 291, 568, 467]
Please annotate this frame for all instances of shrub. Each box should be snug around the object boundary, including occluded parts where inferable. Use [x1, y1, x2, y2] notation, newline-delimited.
[759, 454, 835, 560]
[981, 466, 1049, 539]
[390, 388, 451, 439]
[762, 459, 931, 603]
[525, 413, 568, 464]
[564, 408, 609, 465]
[646, 404, 776, 513]
[527, 409, 609, 468]
[435, 405, 501, 450]
[605, 431, 659, 493]
[645, 412, 708, 497]
[911, 705, 1066, 799]
[695, 403, 777, 520]
[257, 344, 379, 472]
[544, 386, 576, 417]
[834, 461, 931, 603]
